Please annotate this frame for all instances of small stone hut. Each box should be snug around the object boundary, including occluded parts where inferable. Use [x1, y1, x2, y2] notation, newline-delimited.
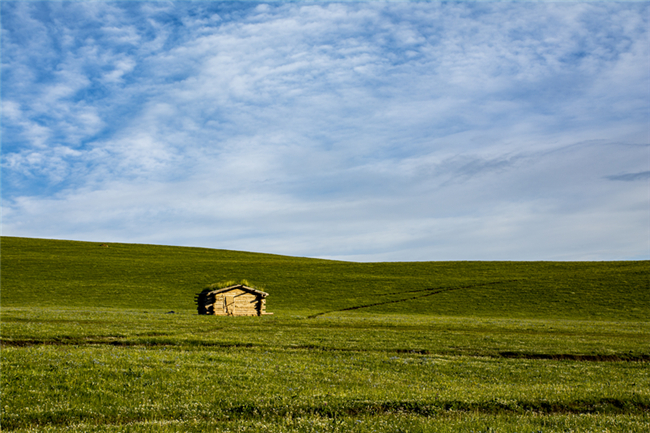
[196, 284, 272, 316]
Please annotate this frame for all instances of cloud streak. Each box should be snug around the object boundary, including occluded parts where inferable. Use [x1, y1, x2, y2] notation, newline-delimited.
[2, 1, 648, 261]
[606, 171, 650, 182]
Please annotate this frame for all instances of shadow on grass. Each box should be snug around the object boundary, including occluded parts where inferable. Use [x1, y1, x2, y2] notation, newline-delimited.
[2, 338, 648, 362]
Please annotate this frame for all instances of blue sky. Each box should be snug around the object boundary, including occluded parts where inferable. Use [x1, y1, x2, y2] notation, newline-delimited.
[2, 1, 648, 261]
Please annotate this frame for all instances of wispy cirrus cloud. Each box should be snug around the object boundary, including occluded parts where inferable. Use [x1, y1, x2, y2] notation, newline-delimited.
[1, 1, 648, 261]
[606, 171, 650, 182]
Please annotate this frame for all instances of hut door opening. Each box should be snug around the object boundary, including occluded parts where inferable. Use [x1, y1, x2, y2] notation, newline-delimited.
[224, 295, 235, 315]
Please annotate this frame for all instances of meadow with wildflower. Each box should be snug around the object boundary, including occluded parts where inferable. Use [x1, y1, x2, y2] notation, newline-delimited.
[1, 237, 648, 432]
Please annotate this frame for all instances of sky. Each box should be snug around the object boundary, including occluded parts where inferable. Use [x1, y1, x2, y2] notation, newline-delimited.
[1, 1, 649, 262]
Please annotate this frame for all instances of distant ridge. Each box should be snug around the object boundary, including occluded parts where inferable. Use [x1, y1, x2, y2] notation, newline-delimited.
[1, 236, 648, 321]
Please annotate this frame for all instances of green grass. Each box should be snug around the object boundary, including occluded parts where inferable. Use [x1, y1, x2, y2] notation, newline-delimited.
[3, 341, 648, 430]
[1, 237, 649, 432]
[1, 236, 648, 320]
[2, 309, 649, 360]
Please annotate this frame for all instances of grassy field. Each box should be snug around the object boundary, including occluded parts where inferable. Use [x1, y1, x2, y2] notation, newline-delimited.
[1, 236, 649, 432]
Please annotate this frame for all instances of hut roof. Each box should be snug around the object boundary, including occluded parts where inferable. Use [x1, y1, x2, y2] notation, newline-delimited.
[208, 284, 269, 297]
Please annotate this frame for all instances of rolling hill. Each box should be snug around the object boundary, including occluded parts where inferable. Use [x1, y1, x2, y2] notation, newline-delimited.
[1, 236, 647, 321]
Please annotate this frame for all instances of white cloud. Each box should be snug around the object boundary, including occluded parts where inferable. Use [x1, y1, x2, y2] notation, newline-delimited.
[2, 2, 648, 260]
[101, 25, 142, 45]
[102, 57, 137, 83]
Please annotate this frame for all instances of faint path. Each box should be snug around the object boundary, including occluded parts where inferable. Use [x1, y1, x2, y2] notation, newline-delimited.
[307, 280, 523, 319]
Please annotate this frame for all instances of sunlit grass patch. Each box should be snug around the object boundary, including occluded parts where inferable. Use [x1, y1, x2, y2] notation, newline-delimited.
[2, 308, 648, 360]
[2, 340, 648, 431]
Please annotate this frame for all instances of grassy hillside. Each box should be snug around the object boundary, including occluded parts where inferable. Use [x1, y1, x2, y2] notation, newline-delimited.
[2, 237, 649, 432]
[1, 236, 648, 320]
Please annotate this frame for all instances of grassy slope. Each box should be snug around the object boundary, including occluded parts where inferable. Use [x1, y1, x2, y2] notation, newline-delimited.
[2, 237, 650, 432]
[1, 236, 648, 320]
